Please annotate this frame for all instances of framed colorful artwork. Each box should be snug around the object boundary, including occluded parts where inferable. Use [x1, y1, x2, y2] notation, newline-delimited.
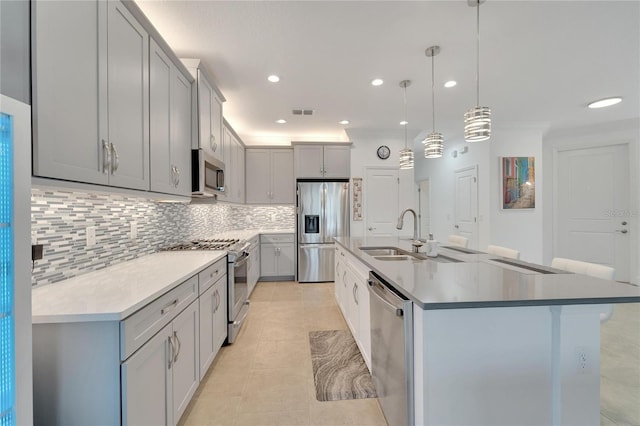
[501, 157, 535, 209]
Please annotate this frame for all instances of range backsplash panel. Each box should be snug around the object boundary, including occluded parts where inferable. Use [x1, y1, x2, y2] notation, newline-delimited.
[31, 189, 294, 286]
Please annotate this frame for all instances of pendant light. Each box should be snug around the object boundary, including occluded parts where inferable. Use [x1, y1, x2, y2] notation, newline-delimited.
[464, 0, 491, 142]
[398, 80, 414, 169]
[424, 45, 443, 159]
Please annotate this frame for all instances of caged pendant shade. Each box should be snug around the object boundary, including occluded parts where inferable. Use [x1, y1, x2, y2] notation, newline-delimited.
[423, 45, 444, 159]
[464, 0, 491, 142]
[398, 80, 414, 169]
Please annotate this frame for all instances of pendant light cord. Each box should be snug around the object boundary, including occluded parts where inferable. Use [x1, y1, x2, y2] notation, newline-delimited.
[476, 0, 481, 105]
[431, 53, 436, 132]
[403, 84, 408, 149]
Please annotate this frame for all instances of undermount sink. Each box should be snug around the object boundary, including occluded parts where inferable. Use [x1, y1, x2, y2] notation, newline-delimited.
[360, 247, 409, 256]
[361, 246, 463, 263]
[373, 255, 412, 261]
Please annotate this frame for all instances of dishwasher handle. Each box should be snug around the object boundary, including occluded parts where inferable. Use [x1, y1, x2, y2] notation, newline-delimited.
[368, 278, 404, 317]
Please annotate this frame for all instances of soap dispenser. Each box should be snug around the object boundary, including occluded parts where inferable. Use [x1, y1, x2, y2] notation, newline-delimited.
[427, 233, 439, 257]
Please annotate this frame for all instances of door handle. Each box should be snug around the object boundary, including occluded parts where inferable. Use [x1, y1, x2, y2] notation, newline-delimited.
[173, 330, 181, 363]
[101, 139, 111, 174]
[110, 143, 119, 173]
[368, 227, 375, 231]
[616, 229, 628, 234]
[454, 225, 459, 229]
[167, 336, 174, 369]
[621, 221, 628, 226]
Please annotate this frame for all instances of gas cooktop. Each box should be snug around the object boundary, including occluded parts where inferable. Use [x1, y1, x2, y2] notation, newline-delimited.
[163, 238, 241, 251]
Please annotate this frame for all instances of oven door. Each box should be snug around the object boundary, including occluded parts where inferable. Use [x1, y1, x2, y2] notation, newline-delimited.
[229, 252, 249, 320]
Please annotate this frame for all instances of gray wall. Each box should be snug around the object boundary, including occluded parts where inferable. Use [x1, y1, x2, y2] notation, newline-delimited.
[0, 0, 31, 103]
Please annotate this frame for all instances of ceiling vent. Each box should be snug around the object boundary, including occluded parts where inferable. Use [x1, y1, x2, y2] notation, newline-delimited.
[292, 109, 314, 116]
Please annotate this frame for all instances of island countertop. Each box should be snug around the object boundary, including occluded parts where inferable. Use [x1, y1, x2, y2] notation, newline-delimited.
[334, 236, 640, 309]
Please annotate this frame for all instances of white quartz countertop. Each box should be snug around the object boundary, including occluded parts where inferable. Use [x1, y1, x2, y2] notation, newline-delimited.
[32, 251, 226, 324]
[335, 237, 640, 309]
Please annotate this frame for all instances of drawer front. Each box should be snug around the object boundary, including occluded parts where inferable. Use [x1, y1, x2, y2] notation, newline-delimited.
[260, 233, 294, 244]
[120, 275, 198, 360]
[198, 257, 227, 295]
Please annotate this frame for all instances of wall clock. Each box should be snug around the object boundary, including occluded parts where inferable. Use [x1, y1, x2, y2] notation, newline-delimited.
[377, 145, 390, 160]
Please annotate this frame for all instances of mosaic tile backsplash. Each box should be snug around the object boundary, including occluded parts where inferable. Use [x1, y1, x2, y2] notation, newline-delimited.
[31, 189, 295, 286]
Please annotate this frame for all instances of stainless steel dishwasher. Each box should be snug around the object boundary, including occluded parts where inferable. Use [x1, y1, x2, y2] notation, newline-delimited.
[368, 271, 414, 426]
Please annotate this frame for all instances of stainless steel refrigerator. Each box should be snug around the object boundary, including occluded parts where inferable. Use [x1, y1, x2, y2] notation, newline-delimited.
[297, 179, 350, 282]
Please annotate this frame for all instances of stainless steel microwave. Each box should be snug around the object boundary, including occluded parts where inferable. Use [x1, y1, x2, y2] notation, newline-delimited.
[192, 149, 225, 197]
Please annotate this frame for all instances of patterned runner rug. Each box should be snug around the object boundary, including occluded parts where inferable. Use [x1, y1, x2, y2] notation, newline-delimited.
[309, 330, 377, 401]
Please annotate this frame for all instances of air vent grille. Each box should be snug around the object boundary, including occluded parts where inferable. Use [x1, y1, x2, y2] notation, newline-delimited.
[292, 109, 314, 116]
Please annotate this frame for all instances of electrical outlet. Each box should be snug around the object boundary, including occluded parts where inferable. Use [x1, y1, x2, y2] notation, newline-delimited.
[576, 346, 590, 374]
[86, 226, 96, 247]
[130, 222, 138, 240]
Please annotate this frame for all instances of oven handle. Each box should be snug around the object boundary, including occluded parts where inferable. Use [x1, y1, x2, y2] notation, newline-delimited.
[233, 252, 250, 268]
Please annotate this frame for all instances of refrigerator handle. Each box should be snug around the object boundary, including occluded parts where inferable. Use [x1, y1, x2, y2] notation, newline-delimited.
[321, 182, 327, 241]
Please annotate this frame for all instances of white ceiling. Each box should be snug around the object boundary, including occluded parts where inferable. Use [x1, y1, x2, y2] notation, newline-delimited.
[136, 0, 639, 146]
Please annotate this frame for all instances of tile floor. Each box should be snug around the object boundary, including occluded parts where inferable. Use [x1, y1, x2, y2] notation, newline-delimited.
[180, 281, 639, 426]
[179, 281, 387, 426]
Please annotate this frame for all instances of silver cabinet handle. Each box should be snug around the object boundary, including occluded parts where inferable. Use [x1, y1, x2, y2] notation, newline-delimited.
[101, 140, 111, 174]
[353, 283, 358, 305]
[454, 225, 459, 229]
[173, 330, 181, 363]
[161, 299, 178, 315]
[110, 143, 119, 173]
[167, 336, 174, 369]
[175, 167, 180, 186]
[210, 135, 215, 151]
[368, 227, 374, 231]
[617, 229, 628, 234]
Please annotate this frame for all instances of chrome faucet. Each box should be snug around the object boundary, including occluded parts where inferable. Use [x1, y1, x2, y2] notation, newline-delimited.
[396, 208, 423, 252]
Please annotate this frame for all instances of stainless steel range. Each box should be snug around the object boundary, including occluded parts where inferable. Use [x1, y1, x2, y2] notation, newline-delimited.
[163, 238, 250, 344]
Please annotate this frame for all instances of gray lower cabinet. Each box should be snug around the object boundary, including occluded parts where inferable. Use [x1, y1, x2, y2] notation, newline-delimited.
[198, 266, 227, 380]
[247, 235, 260, 295]
[32, 0, 150, 190]
[260, 234, 295, 279]
[149, 38, 192, 196]
[33, 273, 205, 426]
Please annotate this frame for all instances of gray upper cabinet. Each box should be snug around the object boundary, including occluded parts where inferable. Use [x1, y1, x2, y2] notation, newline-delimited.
[32, 0, 150, 191]
[293, 143, 351, 178]
[222, 122, 245, 204]
[32, 0, 106, 185]
[245, 148, 294, 204]
[149, 38, 192, 196]
[182, 59, 225, 163]
[0, 0, 30, 103]
[103, 1, 150, 190]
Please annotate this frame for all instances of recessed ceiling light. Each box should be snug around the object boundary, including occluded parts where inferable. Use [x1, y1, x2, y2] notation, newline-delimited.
[587, 97, 622, 109]
[267, 75, 280, 83]
[339, 120, 350, 125]
[400, 120, 408, 125]
[371, 78, 384, 86]
[444, 80, 457, 88]
[276, 119, 286, 124]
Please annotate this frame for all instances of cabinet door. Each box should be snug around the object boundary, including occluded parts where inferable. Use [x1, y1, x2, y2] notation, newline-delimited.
[149, 39, 173, 194]
[213, 278, 228, 351]
[121, 323, 172, 426]
[105, 0, 150, 190]
[245, 149, 271, 204]
[294, 145, 324, 178]
[323, 145, 351, 178]
[276, 242, 295, 276]
[260, 245, 278, 277]
[198, 72, 215, 157]
[171, 301, 200, 425]
[198, 285, 215, 380]
[211, 92, 224, 162]
[32, 0, 107, 185]
[357, 276, 371, 370]
[270, 149, 294, 204]
[221, 126, 233, 202]
[171, 68, 192, 196]
[344, 267, 359, 337]
[237, 144, 245, 203]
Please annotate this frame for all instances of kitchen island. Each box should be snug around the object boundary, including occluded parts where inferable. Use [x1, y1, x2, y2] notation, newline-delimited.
[334, 237, 640, 426]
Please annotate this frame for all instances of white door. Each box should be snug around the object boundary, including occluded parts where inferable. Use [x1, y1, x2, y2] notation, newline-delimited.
[365, 168, 399, 236]
[556, 144, 630, 282]
[454, 166, 478, 248]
